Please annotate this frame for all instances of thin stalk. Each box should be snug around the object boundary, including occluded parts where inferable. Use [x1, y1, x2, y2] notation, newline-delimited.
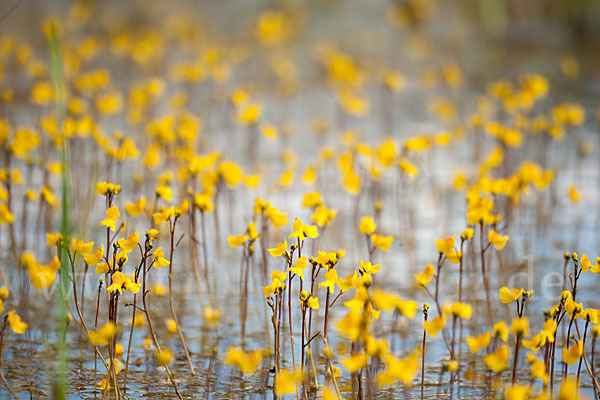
[167, 219, 195, 374]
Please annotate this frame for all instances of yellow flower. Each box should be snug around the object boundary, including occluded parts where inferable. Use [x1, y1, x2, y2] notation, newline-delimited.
[218, 161, 244, 187]
[125, 196, 146, 216]
[268, 240, 288, 257]
[414, 263, 435, 286]
[227, 234, 248, 248]
[152, 207, 175, 224]
[274, 369, 301, 395]
[445, 249, 462, 264]
[152, 247, 170, 268]
[371, 234, 393, 251]
[71, 238, 94, 256]
[435, 235, 455, 254]
[194, 193, 213, 213]
[46, 232, 62, 247]
[499, 287, 523, 304]
[267, 206, 288, 228]
[25, 253, 60, 290]
[510, 317, 529, 337]
[359, 259, 380, 275]
[0, 204, 14, 224]
[165, 318, 177, 333]
[562, 343, 583, 365]
[359, 216, 376, 235]
[155, 348, 173, 365]
[146, 229, 159, 241]
[377, 353, 420, 386]
[494, 321, 509, 342]
[300, 290, 319, 310]
[100, 206, 120, 231]
[289, 256, 308, 280]
[117, 231, 139, 254]
[424, 315, 446, 337]
[342, 353, 368, 373]
[461, 228, 474, 241]
[7, 310, 28, 334]
[302, 191, 322, 208]
[484, 345, 509, 372]
[224, 347, 263, 374]
[488, 230, 509, 250]
[246, 222, 259, 241]
[95, 181, 121, 195]
[155, 184, 173, 202]
[449, 302, 472, 319]
[319, 269, 338, 294]
[568, 185, 581, 202]
[288, 217, 318, 240]
[505, 385, 530, 400]
[466, 331, 491, 354]
[311, 205, 336, 227]
[88, 322, 116, 346]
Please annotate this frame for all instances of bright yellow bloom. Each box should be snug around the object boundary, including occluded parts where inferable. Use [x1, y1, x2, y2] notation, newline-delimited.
[319, 269, 338, 293]
[483, 345, 509, 372]
[288, 217, 318, 240]
[488, 230, 509, 250]
[461, 228, 474, 241]
[494, 321, 509, 342]
[165, 319, 177, 333]
[224, 347, 263, 374]
[359, 259, 380, 275]
[377, 353, 420, 386]
[311, 205, 336, 227]
[449, 302, 472, 319]
[424, 315, 446, 337]
[153, 207, 175, 224]
[155, 348, 173, 365]
[299, 289, 319, 310]
[274, 369, 301, 396]
[227, 234, 248, 248]
[88, 322, 116, 346]
[46, 232, 62, 247]
[289, 256, 308, 280]
[505, 385, 530, 400]
[125, 196, 146, 216]
[7, 310, 28, 334]
[0, 204, 14, 224]
[371, 234, 393, 251]
[117, 231, 139, 254]
[302, 191, 322, 208]
[71, 239, 94, 256]
[268, 240, 288, 257]
[359, 216, 376, 235]
[155, 184, 173, 202]
[568, 185, 581, 202]
[342, 353, 368, 373]
[435, 235, 455, 254]
[466, 331, 491, 354]
[510, 317, 529, 337]
[414, 263, 435, 286]
[95, 181, 121, 195]
[100, 206, 120, 231]
[499, 287, 523, 304]
[152, 247, 170, 268]
[562, 343, 583, 365]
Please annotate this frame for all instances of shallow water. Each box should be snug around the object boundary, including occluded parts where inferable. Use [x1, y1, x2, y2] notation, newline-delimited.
[1, 0, 600, 398]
